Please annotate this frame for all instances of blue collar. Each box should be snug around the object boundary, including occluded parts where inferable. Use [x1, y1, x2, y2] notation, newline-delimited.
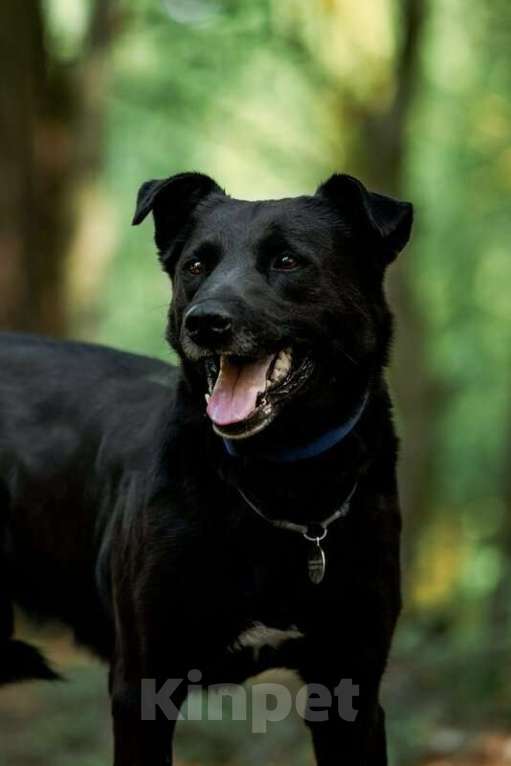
[223, 390, 369, 464]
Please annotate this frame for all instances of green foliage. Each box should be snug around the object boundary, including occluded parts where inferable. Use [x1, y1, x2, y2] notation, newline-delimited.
[94, 0, 511, 758]
[4, 0, 511, 764]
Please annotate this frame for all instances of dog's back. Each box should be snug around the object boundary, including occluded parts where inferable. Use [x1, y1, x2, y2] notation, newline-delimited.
[0, 333, 176, 680]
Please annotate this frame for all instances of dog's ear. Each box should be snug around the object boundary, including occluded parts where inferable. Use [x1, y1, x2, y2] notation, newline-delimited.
[316, 174, 413, 263]
[132, 172, 224, 262]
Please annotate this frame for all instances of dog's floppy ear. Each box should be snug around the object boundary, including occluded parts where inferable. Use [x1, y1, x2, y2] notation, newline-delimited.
[316, 174, 413, 263]
[132, 172, 224, 260]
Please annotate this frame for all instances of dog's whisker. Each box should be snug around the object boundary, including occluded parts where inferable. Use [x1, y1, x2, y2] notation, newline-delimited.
[339, 346, 359, 366]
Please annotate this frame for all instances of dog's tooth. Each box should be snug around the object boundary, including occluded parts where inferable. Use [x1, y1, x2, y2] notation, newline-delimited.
[205, 393, 210, 403]
[277, 351, 291, 371]
[269, 349, 293, 385]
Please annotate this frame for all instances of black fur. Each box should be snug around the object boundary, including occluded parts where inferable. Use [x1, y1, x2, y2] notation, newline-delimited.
[0, 172, 413, 765]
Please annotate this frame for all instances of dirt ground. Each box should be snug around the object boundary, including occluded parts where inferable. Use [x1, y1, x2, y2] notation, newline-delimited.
[0, 630, 509, 766]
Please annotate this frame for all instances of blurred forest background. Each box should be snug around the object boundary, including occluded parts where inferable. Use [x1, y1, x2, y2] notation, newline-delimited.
[1, 0, 510, 764]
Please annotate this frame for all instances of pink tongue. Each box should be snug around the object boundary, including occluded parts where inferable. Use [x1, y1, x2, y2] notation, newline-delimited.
[207, 355, 274, 426]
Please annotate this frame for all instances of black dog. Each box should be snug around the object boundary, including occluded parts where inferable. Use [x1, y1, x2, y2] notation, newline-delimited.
[0, 172, 413, 765]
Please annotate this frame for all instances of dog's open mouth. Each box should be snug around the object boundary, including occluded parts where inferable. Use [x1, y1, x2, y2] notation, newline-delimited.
[204, 349, 314, 439]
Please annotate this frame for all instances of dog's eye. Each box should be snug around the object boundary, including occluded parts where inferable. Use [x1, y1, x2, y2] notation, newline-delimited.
[272, 254, 300, 272]
[187, 259, 204, 276]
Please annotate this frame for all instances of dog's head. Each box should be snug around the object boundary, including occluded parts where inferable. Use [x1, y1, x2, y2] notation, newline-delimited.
[133, 172, 413, 440]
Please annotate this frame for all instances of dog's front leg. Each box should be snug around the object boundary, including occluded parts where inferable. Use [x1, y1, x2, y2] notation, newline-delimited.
[299, 642, 389, 766]
[303, 686, 387, 766]
[110, 658, 188, 766]
[109, 593, 189, 765]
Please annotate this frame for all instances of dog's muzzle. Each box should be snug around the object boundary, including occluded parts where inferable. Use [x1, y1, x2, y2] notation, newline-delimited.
[180, 302, 314, 440]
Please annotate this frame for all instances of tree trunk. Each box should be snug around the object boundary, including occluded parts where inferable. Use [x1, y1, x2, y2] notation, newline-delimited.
[352, 0, 437, 579]
[0, 0, 119, 337]
[0, 1, 71, 334]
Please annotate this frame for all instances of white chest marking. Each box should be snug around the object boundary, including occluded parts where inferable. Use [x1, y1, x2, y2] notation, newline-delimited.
[232, 622, 304, 658]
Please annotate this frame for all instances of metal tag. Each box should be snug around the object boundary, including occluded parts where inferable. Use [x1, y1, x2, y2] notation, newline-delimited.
[307, 540, 326, 584]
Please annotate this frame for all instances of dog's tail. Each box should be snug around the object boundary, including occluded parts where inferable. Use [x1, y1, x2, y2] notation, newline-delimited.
[0, 639, 61, 685]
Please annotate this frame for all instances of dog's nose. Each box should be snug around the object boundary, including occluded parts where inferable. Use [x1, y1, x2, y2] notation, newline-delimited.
[184, 303, 233, 346]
